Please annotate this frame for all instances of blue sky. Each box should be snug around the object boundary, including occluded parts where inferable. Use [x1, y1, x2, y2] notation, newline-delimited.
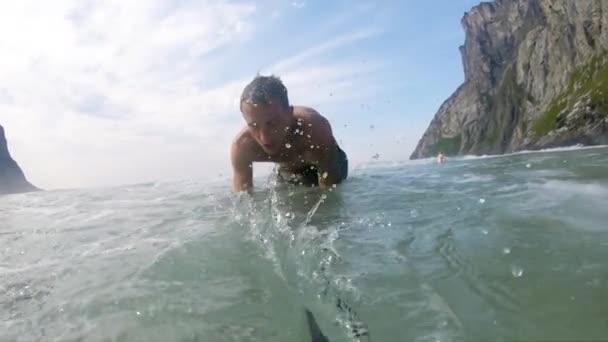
[0, 0, 481, 189]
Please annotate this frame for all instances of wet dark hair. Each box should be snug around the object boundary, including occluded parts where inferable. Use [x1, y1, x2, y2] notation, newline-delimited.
[240, 74, 289, 110]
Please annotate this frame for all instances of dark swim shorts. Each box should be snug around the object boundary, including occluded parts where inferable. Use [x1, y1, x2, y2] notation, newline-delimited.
[277, 146, 348, 186]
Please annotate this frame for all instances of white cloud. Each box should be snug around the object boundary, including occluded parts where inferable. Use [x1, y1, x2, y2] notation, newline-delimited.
[0, 0, 388, 190]
[261, 28, 384, 108]
[0, 0, 256, 189]
[266, 28, 381, 73]
[291, 2, 306, 9]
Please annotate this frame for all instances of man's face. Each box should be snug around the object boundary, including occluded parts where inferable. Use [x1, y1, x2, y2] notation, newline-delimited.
[241, 100, 292, 155]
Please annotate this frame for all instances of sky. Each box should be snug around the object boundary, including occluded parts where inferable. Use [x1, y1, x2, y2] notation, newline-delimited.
[0, 0, 481, 190]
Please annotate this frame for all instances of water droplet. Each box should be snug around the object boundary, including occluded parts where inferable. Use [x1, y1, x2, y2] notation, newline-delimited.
[308, 123, 312, 127]
[387, 222, 392, 227]
[306, 134, 311, 138]
[310, 166, 315, 170]
[482, 229, 489, 235]
[479, 198, 486, 204]
[295, 129, 300, 133]
[310, 145, 314, 149]
[503, 247, 511, 254]
[299, 131, 304, 135]
[136, 311, 141, 316]
[511, 265, 523, 278]
[322, 172, 328, 179]
[297, 121, 302, 126]
[285, 143, 291, 149]
[321, 194, 327, 199]
[332, 184, 337, 188]
[526, 163, 531, 168]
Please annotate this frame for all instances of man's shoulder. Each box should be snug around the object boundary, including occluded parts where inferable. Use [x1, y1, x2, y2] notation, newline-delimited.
[293, 106, 336, 147]
[294, 105, 324, 119]
[231, 129, 257, 163]
[232, 128, 254, 147]
[293, 106, 331, 128]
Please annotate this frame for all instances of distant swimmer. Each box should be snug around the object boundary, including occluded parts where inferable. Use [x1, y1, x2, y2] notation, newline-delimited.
[437, 152, 446, 164]
[231, 74, 348, 193]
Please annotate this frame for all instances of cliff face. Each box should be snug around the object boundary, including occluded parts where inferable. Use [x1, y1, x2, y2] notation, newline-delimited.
[0, 124, 38, 195]
[411, 0, 608, 159]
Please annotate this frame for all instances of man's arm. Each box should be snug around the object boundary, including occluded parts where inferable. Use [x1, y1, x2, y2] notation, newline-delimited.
[316, 146, 342, 189]
[231, 139, 253, 193]
[309, 115, 342, 189]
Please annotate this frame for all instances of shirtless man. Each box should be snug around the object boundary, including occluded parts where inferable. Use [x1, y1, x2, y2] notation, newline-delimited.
[231, 75, 348, 193]
[437, 152, 446, 164]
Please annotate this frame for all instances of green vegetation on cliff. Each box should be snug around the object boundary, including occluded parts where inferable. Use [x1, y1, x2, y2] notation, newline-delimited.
[427, 134, 462, 156]
[533, 53, 608, 136]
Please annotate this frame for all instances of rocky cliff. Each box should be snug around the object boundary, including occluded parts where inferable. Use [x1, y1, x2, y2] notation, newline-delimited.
[0, 124, 38, 195]
[411, 0, 608, 159]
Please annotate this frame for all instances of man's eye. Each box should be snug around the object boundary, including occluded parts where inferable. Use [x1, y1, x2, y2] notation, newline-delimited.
[249, 122, 257, 128]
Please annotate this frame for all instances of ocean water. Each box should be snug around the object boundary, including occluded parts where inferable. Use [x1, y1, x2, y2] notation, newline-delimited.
[1, 146, 608, 342]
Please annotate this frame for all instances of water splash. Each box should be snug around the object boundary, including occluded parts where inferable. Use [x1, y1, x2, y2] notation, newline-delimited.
[511, 265, 524, 278]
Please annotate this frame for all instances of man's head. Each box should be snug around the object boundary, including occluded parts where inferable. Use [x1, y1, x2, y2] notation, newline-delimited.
[240, 74, 293, 155]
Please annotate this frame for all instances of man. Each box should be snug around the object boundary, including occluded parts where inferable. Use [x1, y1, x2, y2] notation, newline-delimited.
[437, 152, 446, 164]
[231, 74, 348, 193]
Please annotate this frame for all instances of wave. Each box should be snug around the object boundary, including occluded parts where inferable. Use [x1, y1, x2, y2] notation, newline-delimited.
[457, 144, 608, 161]
[538, 179, 608, 198]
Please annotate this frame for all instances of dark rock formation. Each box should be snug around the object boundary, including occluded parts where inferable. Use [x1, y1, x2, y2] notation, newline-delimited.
[411, 0, 608, 159]
[0, 124, 38, 195]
